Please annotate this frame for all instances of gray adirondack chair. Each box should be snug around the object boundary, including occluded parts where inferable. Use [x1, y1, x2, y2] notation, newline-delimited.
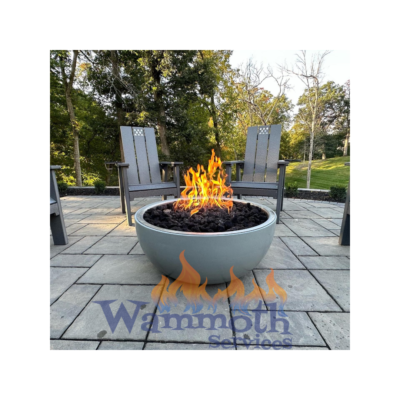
[50, 166, 68, 245]
[224, 125, 288, 224]
[114, 126, 182, 226]
[339, 162, 350, 245]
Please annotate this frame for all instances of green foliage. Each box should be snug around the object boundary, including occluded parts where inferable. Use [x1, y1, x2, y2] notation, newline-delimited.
[50, 51, 349, 188]
[51, 51, 122, 186]
[57, 182, 68, 196]
[82, 172, 102, 186]
[285, 182, 299, 198]
[329, 185, 347, 201]
[285, 156, 350, 190]
[292, 81, 350, 160]
[94, 180, 106, 194]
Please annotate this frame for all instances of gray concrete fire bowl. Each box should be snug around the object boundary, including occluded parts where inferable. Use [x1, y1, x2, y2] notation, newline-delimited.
[135, 199, 276, 284]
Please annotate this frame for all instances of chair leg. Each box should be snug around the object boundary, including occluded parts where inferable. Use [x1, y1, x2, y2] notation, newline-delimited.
[161, 166, 169, 201]
[280, 188, 284, 211]
[275, 198, 281, 224]
[174, 165, 180, 199]
[276, 165, 287, 224]
[339, 215, 350, 245]
[339, 180, 350, 245]
[125, 195, 133, 226]
[276, 204, 281, 224]
[51, 213, 68, 245]
[121, 169, 133, 226]
[118, 167, 126, 214]
[276, 190, 283, 224]
[226, 165, 232, 184]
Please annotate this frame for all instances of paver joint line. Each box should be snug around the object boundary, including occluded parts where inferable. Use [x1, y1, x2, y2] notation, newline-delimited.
[55, 282, 103, 339]
[53, 196, 350, 350]
[306, 311, 331, 350]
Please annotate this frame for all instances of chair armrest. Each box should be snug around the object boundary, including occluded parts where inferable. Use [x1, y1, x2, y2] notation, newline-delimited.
[50, 165, 61, 170]
[159, 162, 181, 187]
[223, 160, 244, 165]
[224, 161, 244, 183]
[105, 161, 129, 168]
[278, 160, 290, 166]
[104, 161, 129, 168]
[159, 161, 183, 166]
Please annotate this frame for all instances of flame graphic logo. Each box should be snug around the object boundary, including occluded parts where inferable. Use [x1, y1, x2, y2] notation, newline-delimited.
[151, 251, 287, 316]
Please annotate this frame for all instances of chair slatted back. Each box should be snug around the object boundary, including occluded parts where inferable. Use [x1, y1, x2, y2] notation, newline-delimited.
[120, 126, 162, 185]
[242, 125, 282, 183]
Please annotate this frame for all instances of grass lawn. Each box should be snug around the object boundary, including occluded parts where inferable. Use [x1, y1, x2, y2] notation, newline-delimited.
[284, 156, 350, 190]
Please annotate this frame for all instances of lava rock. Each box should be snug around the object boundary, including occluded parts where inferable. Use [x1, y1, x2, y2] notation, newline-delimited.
[143, 201, 269, 233]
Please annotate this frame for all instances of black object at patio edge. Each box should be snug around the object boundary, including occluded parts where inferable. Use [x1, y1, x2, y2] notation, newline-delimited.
[50, 166, 68, 245]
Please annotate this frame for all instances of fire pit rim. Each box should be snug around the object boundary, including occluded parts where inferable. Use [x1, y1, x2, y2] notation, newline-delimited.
[135, 198, 276, 237]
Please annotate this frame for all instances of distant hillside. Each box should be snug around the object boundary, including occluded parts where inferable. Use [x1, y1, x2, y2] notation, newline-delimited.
[284, 156, 350, 190]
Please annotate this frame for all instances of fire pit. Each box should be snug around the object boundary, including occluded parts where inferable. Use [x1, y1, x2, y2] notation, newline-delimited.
[135, 150, 276, 284]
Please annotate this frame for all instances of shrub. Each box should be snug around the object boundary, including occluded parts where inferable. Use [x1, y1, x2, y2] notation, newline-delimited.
[83, 172, 101, 186]
[330, 185, 347, 201]
[285, 182, 299, 198]
[94, 180, 106, 195]
[57, 182, 68, 196]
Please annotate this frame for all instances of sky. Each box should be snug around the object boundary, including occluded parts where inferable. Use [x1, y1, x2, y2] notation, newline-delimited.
[230, 50, 350, 111]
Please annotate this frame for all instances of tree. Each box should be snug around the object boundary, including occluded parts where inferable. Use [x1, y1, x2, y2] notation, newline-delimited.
[195, 50, 236, 158]
[303, 80, 350, 159]
[136, 51, 172, 156]
[339, 80, 350, 156]
[79, 50, 143, 162]
[51, 51, 123, 186]
[55, 50, 82, 185]
[231, 59, 293, 164]
[320, 81, 350, 157]
[110, 50, 126, 158]
[284, 122, 309, 160]
[53, 50, 345, 188]
[235, 59, 291, 126]
[285, 50, 331, 188]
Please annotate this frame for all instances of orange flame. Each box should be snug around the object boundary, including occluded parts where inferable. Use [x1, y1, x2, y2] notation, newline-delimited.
[151, 251, 214, 313]
[174, 149, 233, 216]
[151, 250, 287, 315]
[213, 267, 267, 315]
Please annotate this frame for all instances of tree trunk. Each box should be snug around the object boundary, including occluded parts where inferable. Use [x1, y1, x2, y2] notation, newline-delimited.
[307, 122, 315, 189]
[156, 98, 170, 156]
[343, 133, 349, 156]
[110, 51, 125, 161]
[151, 53, 170, 157]
[210, 95, 222, 158]
[65, 96, 82, 186]
[60, 51, 82, 186]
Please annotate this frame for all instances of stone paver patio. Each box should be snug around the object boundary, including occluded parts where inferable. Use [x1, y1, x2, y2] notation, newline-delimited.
[50, 195, 350, 350]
